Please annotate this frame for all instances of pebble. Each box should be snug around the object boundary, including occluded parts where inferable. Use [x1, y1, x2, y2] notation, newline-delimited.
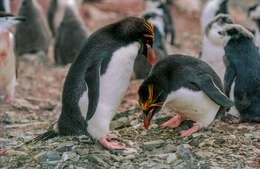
[167, 153, 177, 164]
[62, 152, 80, 161]
[142, 140, 165, 151]
[214, 138, 225, 145]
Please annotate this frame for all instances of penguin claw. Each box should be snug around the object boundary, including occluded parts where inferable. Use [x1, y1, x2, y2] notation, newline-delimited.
[99, 137, 125, 150]
[181, 124, 200, 137]
[161, 114, 184, 128]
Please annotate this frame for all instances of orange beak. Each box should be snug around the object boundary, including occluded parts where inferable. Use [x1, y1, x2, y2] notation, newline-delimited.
[144, 109, 153, 129]
[146, 44, 156, 65]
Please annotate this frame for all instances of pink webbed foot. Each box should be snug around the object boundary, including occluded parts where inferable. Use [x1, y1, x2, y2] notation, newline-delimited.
[105, 133, 119, 139]
[161, 114, 185, 128]
[4, 94, 14, 103]
[99, 137, 125, 150]
[181, 124, 200, 137]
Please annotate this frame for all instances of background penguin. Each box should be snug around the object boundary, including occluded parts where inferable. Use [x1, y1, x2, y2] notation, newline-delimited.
[14, 0, 51, 57]
[47, 0, 79, 37]
[201, 0, 229, 34]
[54, 5, 87, 65]
[200, 14, 233, 82]
[208, 24, 260, 123]
[138, 54, 233, 136]
[0, 11, 26, 102]
[31, 17, 156, 150]
[0, 0, 10, 12]
[248, 4, 260, 48]
[134, 5, 168, 79]
[144, 0, 175, 45]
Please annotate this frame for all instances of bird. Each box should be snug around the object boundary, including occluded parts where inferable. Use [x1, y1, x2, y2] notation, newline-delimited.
[30, 16, 156, 150]
[200, 14, 233, 82]
[14, 0, 51, 57]
[201, 0, 229, 34]
[248, 4, 260, 48]
[208, 23, 260, 123]
[54, 5, 87, 65]
[0, 5, 26, 103]
[134, 2, 168, 79]
[138, 54, 233, 136]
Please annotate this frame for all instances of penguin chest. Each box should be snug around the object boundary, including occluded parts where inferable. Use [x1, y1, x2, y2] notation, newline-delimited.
[0, 31, 15, 94]
[165, 87, 220, 127]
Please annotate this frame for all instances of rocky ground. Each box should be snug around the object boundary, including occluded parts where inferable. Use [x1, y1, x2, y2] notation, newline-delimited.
[0, 0, 260, 168]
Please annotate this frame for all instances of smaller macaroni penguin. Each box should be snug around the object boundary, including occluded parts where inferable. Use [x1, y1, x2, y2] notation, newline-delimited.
[32, 17, 156, 150]
[209, 24, 260, 122]
[138, 54, 233, 136]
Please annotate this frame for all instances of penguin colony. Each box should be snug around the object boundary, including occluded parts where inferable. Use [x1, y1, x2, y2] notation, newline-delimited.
[0, 0, 259, 151]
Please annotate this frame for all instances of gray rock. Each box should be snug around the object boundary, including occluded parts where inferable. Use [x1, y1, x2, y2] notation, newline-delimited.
[37, 151, 61, 162]
[167, 153, 177, 164]
[142, 140, 165, 151]
[163, 144, 177, 153]
[214, 138, 225, 145]
[55, 143, 73, 152]
[62, 152, 80, 161]
[87, 154, 110, 168]
[110, 117, 129, 130]
[74, 147, 89, 156]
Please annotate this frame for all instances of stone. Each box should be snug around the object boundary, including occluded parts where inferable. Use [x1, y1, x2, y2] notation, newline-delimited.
[167, 153, 177, 164]
[142, 140, 165, 151]
[214, 138, 225, 145]
[62, 152, 80, 161]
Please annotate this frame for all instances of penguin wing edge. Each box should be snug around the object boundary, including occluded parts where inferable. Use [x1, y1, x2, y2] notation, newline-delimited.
[193, 74, 233, 108]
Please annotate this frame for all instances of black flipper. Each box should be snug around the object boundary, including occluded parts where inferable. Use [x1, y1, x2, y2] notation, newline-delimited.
[224, 65, 236, 97]
[193, 74, 233, 108]
[25, 130, 58, 144]
[85, 64, 101, 121]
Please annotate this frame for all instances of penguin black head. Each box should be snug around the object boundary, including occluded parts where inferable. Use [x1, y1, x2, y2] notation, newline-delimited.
[248, 4, 260, 20]
[117, 17, 156, 65]
[138, 81, 167, 129]
[209, 24, 254, 47]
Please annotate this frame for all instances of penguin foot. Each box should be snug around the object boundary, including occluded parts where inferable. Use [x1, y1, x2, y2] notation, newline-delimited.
[99, 137, 125, 150]
[161, 114, 184, 128]
[4, 94, 14, 103]
[105, 133, 119, 139]
[181, 124, 200, 137]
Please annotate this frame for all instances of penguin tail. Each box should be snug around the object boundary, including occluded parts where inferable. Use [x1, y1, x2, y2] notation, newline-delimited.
[25, 130, 58, 145]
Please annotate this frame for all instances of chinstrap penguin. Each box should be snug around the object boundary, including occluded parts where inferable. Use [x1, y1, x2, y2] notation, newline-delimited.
[201, 0, 229, 34]
[209, 24, 260, 123]
[0, 9, 26, 102]
[31, 17, 156, 150]
[134, 4, 168, 79]
[15, 0, 51, 57]
[138, 54, 233, 136]
[200, 14, 233, 82]
[54, 6, 87, 65]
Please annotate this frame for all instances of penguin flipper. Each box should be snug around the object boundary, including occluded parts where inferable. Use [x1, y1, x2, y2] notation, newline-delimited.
[193, 74, 233, 108]
[85, 64, 100, 121]
[224, 65, 236, 97]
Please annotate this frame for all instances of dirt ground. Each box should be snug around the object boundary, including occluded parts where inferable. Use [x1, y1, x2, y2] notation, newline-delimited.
[0, 0, 259, 168]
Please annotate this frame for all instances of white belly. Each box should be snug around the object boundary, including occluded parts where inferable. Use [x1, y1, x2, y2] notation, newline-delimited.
[228, 80, 239, 117]
[201, 36, 225, 82]
[84, 42, 140, 139]
[165, 87, 220, 127]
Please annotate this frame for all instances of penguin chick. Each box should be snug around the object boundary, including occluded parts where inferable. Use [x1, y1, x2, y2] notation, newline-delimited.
[134, 9, 167, 79]
[209, 24, 260, 122]
[248, 4, 260, 48]
[0, 12, 26, 102]
[138, 54, 233, 136]
[201, 0, 229, 34]
[33, 17, 156, 150]
[200, 14, 233, 82]
[15, 0, 51, 57]
[54, 6, 87, 65]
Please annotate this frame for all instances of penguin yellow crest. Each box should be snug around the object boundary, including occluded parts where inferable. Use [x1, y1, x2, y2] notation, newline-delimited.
[144, 22, 154, 40]
[139, 85, 163, 111]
